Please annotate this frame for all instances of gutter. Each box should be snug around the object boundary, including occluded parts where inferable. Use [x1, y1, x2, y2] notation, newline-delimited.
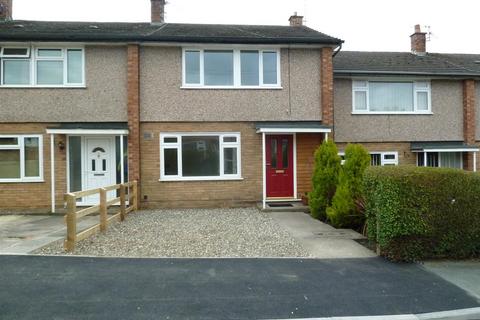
[334, 70, 480, 78]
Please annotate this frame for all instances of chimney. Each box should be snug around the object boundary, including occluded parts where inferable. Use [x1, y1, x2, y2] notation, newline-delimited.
[151, 0, 165, 24]
[289, 12, 303, 27]
[410, 24, 427, 55]
[0, 0, 12, 20]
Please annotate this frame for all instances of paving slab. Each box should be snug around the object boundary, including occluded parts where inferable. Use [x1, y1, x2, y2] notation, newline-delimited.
[422, 260, 480, 301]
[0, 215, 100, 254]
[0, 256, 478, 320]
[270, 211, 377, 258]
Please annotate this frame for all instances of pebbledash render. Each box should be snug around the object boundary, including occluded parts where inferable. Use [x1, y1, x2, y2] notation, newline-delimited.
[0, 1, 479, 214]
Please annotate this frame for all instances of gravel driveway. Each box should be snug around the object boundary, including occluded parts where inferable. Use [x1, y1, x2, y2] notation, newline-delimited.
[35, 208, 310, 257]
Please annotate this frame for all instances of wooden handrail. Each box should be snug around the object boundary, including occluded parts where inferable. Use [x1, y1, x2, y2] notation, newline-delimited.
[63, 181, 138, 252]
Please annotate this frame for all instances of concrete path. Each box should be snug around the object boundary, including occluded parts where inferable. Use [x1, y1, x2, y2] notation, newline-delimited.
[0, 256, 478, 320]
[422, 260, 480, 301]
[270, 211, 377, 258]
[0, 215, 99, 254]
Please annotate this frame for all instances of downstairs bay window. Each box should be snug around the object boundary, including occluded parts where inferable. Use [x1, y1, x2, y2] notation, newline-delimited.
[353, 80, 431, 114]
[160, 133, 241, 181]
[0, 135, 43, 182]
[417, 152, 462, 169]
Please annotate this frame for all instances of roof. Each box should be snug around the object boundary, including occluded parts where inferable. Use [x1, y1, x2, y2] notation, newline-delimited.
[255, 121, 331, 133]
[334, 51, 480, 77]
[411, 141, 480, 152]
[0, 20, 343, 45]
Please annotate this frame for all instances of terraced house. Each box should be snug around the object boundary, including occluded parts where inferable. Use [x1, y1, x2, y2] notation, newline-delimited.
[0, 0, 479, 214]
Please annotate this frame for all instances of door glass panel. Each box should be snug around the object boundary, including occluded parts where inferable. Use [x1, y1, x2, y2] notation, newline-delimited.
[24, 137, 39, 177]
[164, 148, 178, 176]
[91, 159, 96, 171]
[270, 139, 277, 168]
[282, 139, 288, 168]
[223, 147, 238, 175]
[68, 136, 82, 192]
[102, 159, 106, 171]
[0, 150, 20, 179]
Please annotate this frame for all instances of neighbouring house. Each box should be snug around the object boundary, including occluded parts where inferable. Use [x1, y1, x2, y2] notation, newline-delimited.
[333, 25, 480, 170]
[0, 0, 342, 212]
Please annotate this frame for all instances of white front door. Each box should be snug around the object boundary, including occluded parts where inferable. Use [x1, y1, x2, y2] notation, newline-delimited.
[84, 137, 116, 204]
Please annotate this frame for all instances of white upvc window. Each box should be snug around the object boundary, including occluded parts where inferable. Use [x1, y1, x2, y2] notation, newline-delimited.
[370, 152, 399, 166]
[339, 151, 398, 166]
[160, 133, 242, 181]
[0, 135, 43, 182]
[352, 80, 431, 114]
[182, 48, 281, 88]
[0, 45, 85, 87]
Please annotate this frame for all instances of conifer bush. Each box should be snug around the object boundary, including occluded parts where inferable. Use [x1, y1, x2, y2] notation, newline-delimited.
[309, 140, 341, 220]
[327, 144, 370, 228]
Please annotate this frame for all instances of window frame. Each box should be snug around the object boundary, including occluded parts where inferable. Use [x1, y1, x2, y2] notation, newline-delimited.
[0, 45, 85, 88]
[181, 48, 281, 89]
[352, 79, 432, 114]
[0, 134, 44, 183]
[159, 132, 242, 181]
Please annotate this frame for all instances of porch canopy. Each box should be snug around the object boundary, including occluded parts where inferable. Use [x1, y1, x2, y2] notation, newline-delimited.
[45, 123, 129, 213]
[410, 141, 479, 153]
[255, 121, 331, 134]
[411, 141, 479, 172]
[45, 122, 129, 135]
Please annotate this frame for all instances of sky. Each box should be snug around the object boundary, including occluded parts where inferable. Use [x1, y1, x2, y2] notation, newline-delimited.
[12, 0, 480, 54]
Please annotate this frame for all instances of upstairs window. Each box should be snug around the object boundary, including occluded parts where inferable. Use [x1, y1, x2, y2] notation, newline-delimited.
[353, 80, 431, 114]
[0, 46, 84, 87]
[183, 48, 280, 88]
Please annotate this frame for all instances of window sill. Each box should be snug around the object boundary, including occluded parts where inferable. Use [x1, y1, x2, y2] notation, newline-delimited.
[181, 86, 283, 90]
[159, 177, 244, 182]
[352, 111, 433, 115]
[0, 85, 86, 89]
[0, 179, 44, 183]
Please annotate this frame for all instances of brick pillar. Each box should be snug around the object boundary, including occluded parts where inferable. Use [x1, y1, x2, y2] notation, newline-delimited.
[0, 0, 12, 20]
[127, 44, 141, 191]
[463, 79, 476, 171]
[321, 47, 334, 137]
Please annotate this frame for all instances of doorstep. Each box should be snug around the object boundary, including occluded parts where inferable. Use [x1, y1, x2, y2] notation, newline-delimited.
[257, 201, 309, 213]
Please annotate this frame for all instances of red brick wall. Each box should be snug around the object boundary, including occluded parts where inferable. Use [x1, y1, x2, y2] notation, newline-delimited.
[321, 47, 334, 129]
[127, 44, 141, 188]
[463, 79, 476, 170]
[296, 133, 323, 197]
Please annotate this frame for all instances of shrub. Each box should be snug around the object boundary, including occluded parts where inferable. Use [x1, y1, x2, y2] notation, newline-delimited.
[309, 140, 341, 220]
[327, 144, 370, 228]
[364, 166, 480, 262]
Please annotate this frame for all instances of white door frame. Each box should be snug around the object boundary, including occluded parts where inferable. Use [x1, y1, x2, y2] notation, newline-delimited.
[66, 135, 118, 206]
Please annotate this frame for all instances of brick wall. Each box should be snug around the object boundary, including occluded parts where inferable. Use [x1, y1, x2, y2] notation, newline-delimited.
[140, 122, 262, 208]
[0, 123, 67, 213]
[127, 44, 141, 188]
[463, 79, 476, 170]
[321, 47, 334, 128]
[296, 133, 323, 196]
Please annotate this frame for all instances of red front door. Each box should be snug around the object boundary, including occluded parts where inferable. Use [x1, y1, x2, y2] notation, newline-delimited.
[266, 135, 294, 198]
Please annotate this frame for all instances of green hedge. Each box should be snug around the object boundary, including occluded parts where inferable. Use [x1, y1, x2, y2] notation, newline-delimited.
[364, 166, 480, 262]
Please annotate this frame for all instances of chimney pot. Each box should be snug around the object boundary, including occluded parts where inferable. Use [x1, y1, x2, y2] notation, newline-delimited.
[289, 13, 304, 27]
[0, 0, 12, 20]
[151, 0, 165, 24]
[410, 24, 427, 55]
